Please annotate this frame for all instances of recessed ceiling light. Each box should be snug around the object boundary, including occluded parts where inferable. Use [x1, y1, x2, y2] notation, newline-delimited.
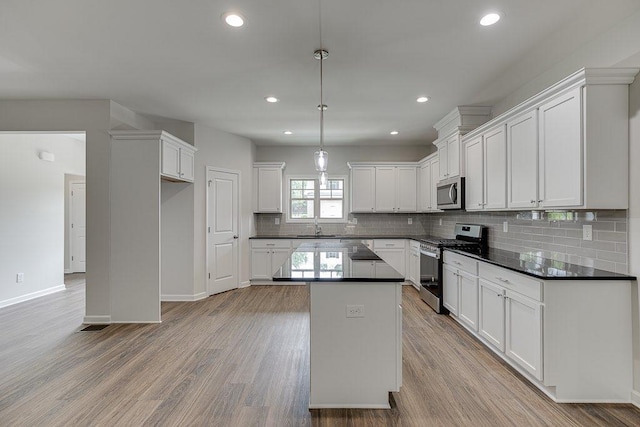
[223, 12, 245, 27]
[416, 96, 429, 103]
[480, 13, 501, 26]
[265, 96, 279, 103]
[283, 131, 293, 135]
[390, 131, 400, 135]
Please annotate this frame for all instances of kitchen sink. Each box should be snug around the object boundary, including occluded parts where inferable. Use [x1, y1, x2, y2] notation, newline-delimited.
[296, 234, 337, 238]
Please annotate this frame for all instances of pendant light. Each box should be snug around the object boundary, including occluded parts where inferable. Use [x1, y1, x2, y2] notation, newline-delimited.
[313, 1, 328, 186]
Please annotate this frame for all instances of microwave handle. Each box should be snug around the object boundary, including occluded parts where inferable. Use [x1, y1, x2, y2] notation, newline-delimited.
[448, 184, 455, 203]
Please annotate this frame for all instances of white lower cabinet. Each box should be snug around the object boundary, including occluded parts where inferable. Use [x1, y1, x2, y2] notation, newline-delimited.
[458, 271, 478, 331]
[407, 241, 420, 290]
[478, 279, 505, 351]
[505, 289, 543, 380]
[373, 240, 406, 277]
[250, 240, 291, 280]
[442, 264, 459, 316]
[450, 251, 633, 402]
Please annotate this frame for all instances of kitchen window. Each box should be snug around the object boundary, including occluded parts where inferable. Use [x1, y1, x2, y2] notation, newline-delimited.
[287, 176, 347, 222]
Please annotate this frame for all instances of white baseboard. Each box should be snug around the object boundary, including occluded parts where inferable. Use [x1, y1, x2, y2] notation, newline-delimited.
[83, 315, 112, 324]
[632, 389, 640, 408]
[161, 292, 208, 302]
[0, 285, 66, 309]
[239, 280, 251, 288]
[64, 269, 71, 274]
[110, 320, 162, 324]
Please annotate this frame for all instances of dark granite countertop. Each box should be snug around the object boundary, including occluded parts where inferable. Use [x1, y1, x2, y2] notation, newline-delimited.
[446, 248, 636, 281]
[272, 241, 404, 282]
[250, 235, 432, 242]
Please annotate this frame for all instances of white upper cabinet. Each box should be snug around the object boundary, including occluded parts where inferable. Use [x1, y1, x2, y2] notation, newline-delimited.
[418, 154, 440, 212]
[160, 137, 196, 182]
[464, 126, 506, 211]
[350, 166, 376, 212]
[253, 162, 285, 213]
[436, 134, 461, 181]
[375, 166, 397, 212]
[349, 163, 417, 213]
[538, 88, 582, 208]
[464, 136, 484, 211]
[463, 67, 639, 210]
[507, 110, 539, 209]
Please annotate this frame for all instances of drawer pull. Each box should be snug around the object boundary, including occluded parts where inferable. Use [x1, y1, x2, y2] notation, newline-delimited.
[385, 243, 395, 246]
[496, 276, 510, 284]
[454, 261, 463, 266]
[266, 243, 276, 246]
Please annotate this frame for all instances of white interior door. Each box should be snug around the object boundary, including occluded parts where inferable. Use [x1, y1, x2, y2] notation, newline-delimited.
[70, 182, 86, 273]
[207, 168, 239, 295]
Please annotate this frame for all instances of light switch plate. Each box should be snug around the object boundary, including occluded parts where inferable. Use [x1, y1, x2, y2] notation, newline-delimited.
[275, 217, 280, 225]
[583, 224, 593, 241]
[408, 217, 413, 225]
[16, 273, 24, 283]
[503, 221, 508, 232]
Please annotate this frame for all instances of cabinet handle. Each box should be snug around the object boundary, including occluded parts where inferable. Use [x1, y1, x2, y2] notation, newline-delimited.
[266, 243, 275, 246]
[538, 199, 543, 203]
[454, 261, 462, 266]
[530, 200, 536, 204]
[496, 276, 510, 284]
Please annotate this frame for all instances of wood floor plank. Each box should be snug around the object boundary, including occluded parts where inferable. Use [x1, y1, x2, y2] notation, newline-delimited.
[0, 278, 639, 426]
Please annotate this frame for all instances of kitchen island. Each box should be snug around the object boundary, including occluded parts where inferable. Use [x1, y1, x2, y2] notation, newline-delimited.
[274, 241, 403, 409]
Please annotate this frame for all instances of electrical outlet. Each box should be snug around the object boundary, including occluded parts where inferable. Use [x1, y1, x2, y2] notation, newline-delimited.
[439, 218, 443, 226]
[346, 305, 364, 318]
[583, 224, 593, 241]
[16, 273, 24, 283]
[408, 217, 413, 225]
[352, 217, 357, 224]
[503, 221, 508, 232]
[275, 217, 280, 225]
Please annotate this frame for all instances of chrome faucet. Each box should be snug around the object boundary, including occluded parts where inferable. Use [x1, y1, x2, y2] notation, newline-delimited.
[314, 217, 322, 236]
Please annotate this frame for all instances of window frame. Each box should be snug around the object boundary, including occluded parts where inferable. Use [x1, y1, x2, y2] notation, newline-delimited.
[285, 174, 348, 223]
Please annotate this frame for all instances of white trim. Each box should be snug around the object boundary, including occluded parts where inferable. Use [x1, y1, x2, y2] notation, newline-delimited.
[0, 285, 66, 309]
[110, 320, 162, 324]
[632, 390, 640, 409]
[109, 130, 197, 152]
[309, 403, 391, 409]
[206, 166, 242, 296]
[239, 280, 251, 288]
[83, 315, 112, 324]
[161, 293, 208, 302]
[462, 67, 640, 142]
[285, 174, 348, 224]
[68, 179, 86, 273]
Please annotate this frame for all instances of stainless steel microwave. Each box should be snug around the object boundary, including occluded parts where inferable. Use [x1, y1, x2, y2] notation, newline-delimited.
[436, 176, 465, 210]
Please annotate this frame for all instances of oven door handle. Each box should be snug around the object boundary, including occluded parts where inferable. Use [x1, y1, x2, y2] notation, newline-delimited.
[420, 250, 440, 259]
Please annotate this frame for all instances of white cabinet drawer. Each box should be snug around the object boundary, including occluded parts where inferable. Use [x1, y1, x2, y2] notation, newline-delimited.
[479, 263, 543, 302]
[443, 251, 478, 275]
[251, 239, 291, 249]
[374, 239, 406, 249]
[409, 240, 420, 250]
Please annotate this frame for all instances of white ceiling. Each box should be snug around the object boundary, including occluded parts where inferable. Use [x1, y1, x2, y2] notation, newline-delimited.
[1, 0, 639, 146]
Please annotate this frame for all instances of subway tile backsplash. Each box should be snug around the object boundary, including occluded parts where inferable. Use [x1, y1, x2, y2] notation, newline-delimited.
[254, 210, 628, 274]
[424, 210, 628, 274]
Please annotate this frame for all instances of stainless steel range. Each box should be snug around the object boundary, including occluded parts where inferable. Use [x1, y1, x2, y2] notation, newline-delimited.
[419, 223, 487, 313]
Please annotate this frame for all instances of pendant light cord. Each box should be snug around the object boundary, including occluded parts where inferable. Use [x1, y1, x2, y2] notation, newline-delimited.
[318, 0, 324, 153]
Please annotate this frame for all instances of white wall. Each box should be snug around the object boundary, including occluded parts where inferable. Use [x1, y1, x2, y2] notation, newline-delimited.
[194, 124, 256, 292]
[255, 145, 433, 176]
[0, 134, 85, 307]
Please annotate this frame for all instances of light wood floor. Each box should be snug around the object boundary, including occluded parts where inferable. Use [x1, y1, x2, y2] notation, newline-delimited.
[1, 281, 639, 426]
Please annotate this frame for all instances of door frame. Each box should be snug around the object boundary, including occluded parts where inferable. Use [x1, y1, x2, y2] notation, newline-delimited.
[205, 166, 242, 295]
[68, 179, 86, 273]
